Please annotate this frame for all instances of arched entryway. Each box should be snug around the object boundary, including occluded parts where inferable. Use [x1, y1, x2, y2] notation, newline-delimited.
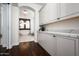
[19, 6, 35, 42]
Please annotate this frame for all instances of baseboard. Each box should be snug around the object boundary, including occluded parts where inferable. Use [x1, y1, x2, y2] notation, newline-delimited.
[12, 42, 19, 46]
[34, 40, 38, 43]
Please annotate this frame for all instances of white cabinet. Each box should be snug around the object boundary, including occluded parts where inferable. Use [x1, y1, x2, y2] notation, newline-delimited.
[39, 3, 79, 25]
[56, 35, 78, 56]
[37, 32, 57, 55]
[39, 3, 58, 25]
[44, 34, 56, 55]
[37, 32, 79, 56]
[60, 3, 79, 17]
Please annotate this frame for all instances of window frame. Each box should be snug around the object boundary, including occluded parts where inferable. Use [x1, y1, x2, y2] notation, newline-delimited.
[19, 18, 30, 30]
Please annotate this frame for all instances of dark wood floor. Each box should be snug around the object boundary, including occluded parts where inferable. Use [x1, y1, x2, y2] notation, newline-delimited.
[0, 41, 50, 56]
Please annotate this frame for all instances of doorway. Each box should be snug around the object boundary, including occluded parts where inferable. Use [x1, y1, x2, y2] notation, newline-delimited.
[19, 18, 34, 42]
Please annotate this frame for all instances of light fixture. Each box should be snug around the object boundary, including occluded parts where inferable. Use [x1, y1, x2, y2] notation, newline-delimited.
[23, 10, 28, 14]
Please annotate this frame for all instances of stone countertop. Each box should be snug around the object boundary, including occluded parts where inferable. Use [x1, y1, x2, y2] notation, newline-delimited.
[38, 31, 79, 38]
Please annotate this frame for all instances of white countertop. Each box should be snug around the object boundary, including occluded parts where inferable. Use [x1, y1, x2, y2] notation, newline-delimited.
[38, 31, 79, 38]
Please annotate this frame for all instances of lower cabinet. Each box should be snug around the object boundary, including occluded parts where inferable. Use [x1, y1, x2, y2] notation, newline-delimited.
[56, 35, 78, 56]
[37, 32, 57, 56]
[37, 32, 79, 56]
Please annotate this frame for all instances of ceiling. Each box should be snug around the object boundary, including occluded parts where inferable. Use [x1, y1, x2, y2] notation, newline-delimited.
[18, 3, 46, 11]
[35, 3, 46, 6]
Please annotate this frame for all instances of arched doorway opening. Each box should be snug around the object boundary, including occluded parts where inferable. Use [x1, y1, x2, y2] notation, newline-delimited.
[19, 6, 35, 42]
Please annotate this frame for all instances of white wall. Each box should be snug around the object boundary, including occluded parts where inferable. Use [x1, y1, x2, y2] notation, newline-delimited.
[0, 4, 19, 49]
[0, 5, 1, 34]
[19, 7, 34, 34]
[34, 10, 39, 42]
[11, 5, 19, 46]
[1, 4, 9, 48]
[0, 4, 1, 45]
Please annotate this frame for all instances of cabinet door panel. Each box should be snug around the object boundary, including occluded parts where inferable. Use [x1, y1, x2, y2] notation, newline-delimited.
[57, 36, 76, 56]
[37, 33, 45, 47]
[37, 33, 56, 55]
[66, 3, 79, 15]
[44, 34, 56, 55]
[60, 3, 79, 17]
[39, 3, 58, 25]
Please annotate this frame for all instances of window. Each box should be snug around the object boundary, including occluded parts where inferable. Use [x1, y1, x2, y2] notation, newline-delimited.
[19, 18, 30, 30]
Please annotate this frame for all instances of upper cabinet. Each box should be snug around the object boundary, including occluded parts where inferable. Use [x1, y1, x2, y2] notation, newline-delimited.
[60, 3, 79, 17]
[39, 3, 79, 25]
[39, 3, 59, 25]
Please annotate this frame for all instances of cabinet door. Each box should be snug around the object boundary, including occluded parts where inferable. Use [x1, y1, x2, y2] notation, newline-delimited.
[39, 3, 58, 25]
[60, 3, 67, 17]
[60, 3, 79, 17]
[37, 33, 46, 47]
[37, 33, 56, 55]
[44, 34, 56, 56]
[57, 35, 76, 56]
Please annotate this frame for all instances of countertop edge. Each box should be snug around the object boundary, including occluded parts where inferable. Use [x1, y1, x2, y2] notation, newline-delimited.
[38, 31, 79, 38]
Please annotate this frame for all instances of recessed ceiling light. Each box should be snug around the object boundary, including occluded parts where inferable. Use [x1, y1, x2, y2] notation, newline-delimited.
[23, 10, 28, 14]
